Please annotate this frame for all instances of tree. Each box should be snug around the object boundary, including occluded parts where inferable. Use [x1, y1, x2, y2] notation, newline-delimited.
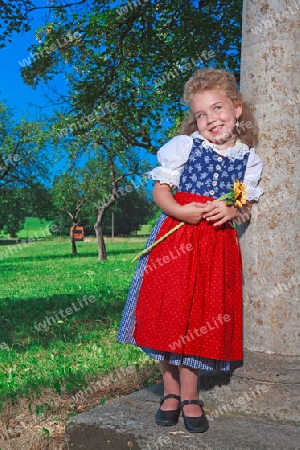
[0, 101, 51, 237]
[52, 171, 90, 255]
[91, 146, 146, 260]
[79, 185, 153, 236]
[15, 0, 243, 261]
[101, 186, 153, 236]
[0, 185, 52, 237]
[0, 190, 26, 237]
[1, 1, 244, 260]
[19, 0, 243, 152]
[52, 143, 148, 258]
[0, 101, 49, 188]
[0, 0, 89, 49]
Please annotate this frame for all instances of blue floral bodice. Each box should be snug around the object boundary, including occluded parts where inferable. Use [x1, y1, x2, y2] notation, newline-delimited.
[178, 137, 250, 198]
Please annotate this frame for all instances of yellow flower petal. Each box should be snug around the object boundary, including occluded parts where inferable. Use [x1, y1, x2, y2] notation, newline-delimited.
[233, 180, 247, 207]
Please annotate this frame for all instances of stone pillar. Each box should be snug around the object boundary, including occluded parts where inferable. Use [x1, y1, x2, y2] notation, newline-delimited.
[240, 0, 300, 355]
[198, 5, 299, 424]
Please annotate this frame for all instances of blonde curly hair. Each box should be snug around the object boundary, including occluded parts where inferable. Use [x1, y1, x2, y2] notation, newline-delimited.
[180, 69, 258, 148]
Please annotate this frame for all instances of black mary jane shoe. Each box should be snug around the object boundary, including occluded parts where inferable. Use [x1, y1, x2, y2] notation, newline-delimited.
[155, 394, 181, 426]
[181, 399, 209, 433]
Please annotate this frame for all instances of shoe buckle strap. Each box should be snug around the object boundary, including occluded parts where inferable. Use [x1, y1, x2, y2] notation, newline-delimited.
[181, 399, 204, 407]
[160, 393, 181, 405]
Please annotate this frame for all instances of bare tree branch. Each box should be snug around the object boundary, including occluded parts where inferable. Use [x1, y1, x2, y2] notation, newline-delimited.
[25, 0, 87, 15]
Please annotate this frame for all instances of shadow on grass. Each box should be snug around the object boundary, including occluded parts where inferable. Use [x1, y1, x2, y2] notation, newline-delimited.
[0, 292, 131, 403]
[0, 240, 147, 405]
[0, 292, 126, 349]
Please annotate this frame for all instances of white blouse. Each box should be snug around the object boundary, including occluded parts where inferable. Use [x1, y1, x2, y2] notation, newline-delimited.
[148, 132, 264, 201]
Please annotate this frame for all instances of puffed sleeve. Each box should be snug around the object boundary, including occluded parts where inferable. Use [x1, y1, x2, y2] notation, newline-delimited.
[147, 135, 193, 187]
[244, 148, 264, 201]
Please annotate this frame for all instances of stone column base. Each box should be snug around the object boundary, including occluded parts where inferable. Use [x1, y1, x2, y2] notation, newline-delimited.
[198, 350, 300, 424]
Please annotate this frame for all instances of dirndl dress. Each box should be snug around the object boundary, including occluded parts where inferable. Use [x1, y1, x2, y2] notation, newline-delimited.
[117, 132, 262, 371]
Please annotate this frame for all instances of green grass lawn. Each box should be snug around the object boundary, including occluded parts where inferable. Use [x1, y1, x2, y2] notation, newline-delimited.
[137, 223, 152, 235]
[0, 237, 154, 407]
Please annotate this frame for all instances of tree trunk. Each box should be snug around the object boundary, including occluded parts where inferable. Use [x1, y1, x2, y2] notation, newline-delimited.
[94, 208, 107, 261]
[240, 1, 299, 354]
[111, 211, 115, 239]
[70, 223, 78, 256]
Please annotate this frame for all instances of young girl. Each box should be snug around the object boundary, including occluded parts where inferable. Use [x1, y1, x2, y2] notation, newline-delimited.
[117, 69, 263, 433]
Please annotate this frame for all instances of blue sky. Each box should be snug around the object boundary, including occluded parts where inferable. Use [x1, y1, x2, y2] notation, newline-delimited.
[0, 9, 65, 121]
[0, 1, 121, 120]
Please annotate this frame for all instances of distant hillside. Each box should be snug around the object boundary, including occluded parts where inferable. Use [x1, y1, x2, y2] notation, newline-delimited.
[17, 217, 55, 238]
[137, 224, 152, 235]
[16, 217, 151, 239]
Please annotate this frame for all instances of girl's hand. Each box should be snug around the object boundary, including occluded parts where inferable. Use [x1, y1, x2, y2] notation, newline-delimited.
[178, 202, 208, 225]
[202, 200, 239, 226]
[152, 183, 207, 225]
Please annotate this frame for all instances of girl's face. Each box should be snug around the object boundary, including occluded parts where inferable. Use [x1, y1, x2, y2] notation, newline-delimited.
[190, 90, 242, 150]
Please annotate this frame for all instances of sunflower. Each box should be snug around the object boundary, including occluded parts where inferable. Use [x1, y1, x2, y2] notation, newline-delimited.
[233, 179, 247, 208]
[214, 178, 247, 207]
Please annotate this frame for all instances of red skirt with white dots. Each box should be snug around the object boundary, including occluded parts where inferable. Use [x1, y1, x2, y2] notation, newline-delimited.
[133, 192, 243, 361]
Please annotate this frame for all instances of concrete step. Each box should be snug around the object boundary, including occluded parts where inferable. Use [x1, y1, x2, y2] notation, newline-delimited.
[65, 351, 300, 450]
[65, 382, 300, 450]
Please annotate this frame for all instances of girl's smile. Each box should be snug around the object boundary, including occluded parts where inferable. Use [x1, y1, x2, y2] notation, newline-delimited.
[190, 90, 242, 150]
[209, 124, 224, 134]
